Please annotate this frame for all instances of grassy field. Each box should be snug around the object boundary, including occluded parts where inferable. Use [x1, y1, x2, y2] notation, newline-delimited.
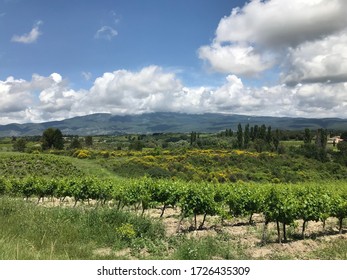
[0, 197, 346, 260]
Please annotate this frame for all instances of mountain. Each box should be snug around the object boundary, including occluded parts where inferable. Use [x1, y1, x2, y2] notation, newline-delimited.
[1, 112, 347, 136]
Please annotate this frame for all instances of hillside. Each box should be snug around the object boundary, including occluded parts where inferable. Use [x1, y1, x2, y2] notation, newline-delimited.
[1, 112, 347, 136]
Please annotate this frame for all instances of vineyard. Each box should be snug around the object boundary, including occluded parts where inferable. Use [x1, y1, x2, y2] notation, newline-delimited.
[1, 143, 347, 259]
[1, 175, 347, 243]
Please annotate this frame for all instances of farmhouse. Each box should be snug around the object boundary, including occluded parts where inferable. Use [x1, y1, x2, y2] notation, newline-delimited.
[327, 136, 343, 144]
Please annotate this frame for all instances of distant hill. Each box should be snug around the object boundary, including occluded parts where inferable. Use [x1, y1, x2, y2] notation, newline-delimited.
[1, 112, 347, 136]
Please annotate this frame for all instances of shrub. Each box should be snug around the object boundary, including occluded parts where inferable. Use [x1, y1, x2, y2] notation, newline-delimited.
[73, 149, 91, 159]
[116, 223, 136, 242]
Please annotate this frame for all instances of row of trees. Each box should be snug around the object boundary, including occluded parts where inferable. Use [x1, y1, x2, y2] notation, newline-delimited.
[11, 126, 347, 158]
[12, 128, 93, 152]
[235, 123, 277, 150]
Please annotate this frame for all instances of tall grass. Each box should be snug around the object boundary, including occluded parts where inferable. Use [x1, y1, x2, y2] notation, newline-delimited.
[309, 238, 347, 259]
[0, 197, 164, 259]
[170, 234, 250, 260]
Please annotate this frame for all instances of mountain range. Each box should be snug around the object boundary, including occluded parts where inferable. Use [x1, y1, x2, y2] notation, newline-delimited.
[1, 112, 347, 137]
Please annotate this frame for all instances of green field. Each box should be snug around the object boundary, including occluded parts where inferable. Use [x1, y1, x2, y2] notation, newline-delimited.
[1, 128, 347, 260]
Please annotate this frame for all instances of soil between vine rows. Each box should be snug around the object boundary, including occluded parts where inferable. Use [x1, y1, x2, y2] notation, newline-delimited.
[35, 197, 347, 260]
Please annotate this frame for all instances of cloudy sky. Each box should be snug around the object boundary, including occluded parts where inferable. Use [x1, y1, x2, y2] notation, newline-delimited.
[1, 0, 347, 124]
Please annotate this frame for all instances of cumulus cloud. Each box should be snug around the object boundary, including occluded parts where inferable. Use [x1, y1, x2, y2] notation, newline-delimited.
[0, 77, 32, 113]
[281, 30, 347, 85]
[95, 26, 118, 40]
[82, 66, 183, 114]
[199, 43, 274, 76]
[11, 20, 43, 44]
[2, 66, 347, 125]
[199, 0, 347, 82]
[215, 0, 347, 47]
[0, 73, 84, 124]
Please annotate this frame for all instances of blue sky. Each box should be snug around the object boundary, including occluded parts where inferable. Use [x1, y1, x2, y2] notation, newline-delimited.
[1, 0, 347, 124]
[1, 0, 235, 87]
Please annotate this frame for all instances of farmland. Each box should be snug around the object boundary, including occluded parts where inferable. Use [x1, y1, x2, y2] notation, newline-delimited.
[0, 128, 347, 260]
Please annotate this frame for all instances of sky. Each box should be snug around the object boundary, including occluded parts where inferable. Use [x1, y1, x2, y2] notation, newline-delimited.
[1, 0, 347, 124]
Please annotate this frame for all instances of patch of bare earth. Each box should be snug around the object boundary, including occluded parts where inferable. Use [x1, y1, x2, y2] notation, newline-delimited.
[151, 209, 346, 259]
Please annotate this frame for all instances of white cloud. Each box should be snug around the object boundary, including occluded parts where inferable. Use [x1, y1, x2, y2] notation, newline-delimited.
[83, 66, 183, 114]
[0, 77, 32, 113]
[2, 67, 347, 125]
[199, 0, 347, 80]
[199, 43, 274, 76]
[281, 30, 347, 85]
[0, 73, 84, 124]
[215, 0, 347, 47]
[95, 26, 118, 40]
[11, 20, 43, 44]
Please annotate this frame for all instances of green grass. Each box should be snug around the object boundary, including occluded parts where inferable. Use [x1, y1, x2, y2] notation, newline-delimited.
[170, 234, 250, 260]
[1, 197, 347, 260]
[309, 238, 347, 259]
[0, 152, 115, 179]
[66, 156, 116, 178]
[0, 197, 164, 259]
[281, 141, 302, 147]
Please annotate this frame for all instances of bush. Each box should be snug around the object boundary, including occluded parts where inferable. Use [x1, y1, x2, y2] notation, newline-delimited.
[73, 149, 92, 159]
[115, 223, 136, 242]
[0, 177, 8, 195]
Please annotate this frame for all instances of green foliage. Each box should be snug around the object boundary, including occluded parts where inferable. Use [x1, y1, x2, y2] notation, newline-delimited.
[337, 141, 347, 154]
[303, 128, 312, 144]
[179, 182, 219, 229]
[70, 137, 82, 149]
[0, 153, 84, 178]
[115, 223, 136, 242]
[129, 140, 144, 151]
[237, 123, 243, 148]
[42, 128, 64, 150]
[12, 138, 27, 152]
[315, 128, 328, 149]
[227, 184, 263, 221]
[0, 177, 8, 195]
[1, 174, 347, 246]
[297, 143, 328, 162]
[0, 197, 164, 259]
[171, 235, 248, 260]
[95, 148, 347, 183]
[85, 136, 93, 146]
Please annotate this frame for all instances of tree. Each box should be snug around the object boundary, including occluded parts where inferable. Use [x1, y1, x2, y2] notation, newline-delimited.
[254, 139, 266, 153]
[259, 124, 266, 140]
[13, 138, 27, 152]
[70, 137, 82, 149]
[237, 123, 243, 149]
[273, 129, 280, 151]
[253, 125, 259, 141]
[337, 141, 347, 155]
[303, 128, 312, 144]
[42, 128, 64, 150]
[315, 129, 327, 149]
[129, 140, 143, 151]
[190, 131, 197, 145]
[340, 131, 347, 141]
[266, 126, 272, 145]
[226, 128, 233, 137]
[244, 124, 250, 148]
[85, 136, 93, 147]
[250, 127, 254, 141]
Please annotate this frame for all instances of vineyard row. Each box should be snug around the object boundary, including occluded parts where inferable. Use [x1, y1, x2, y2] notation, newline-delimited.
[1, 176, 346, 243]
